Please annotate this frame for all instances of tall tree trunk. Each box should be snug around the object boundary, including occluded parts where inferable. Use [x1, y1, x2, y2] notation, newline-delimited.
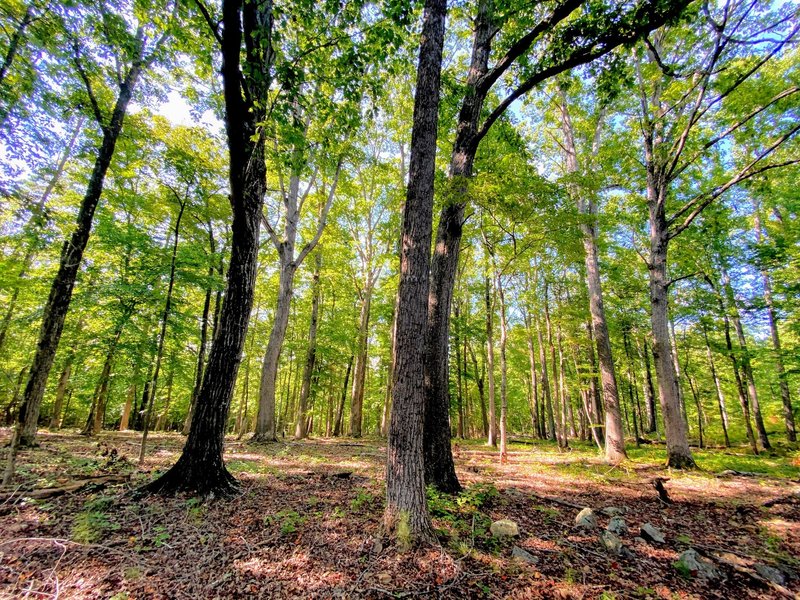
[647, 175, 695, 468]
[350, 275, 373, 438]
[143, 0, 270, 496]
[496, 271, 509, 462]
[721, 268, 771, 450]
[119, 383, 135, 431]
[384, 0, 445, 544]
[49, 361, 71, 430]
[485, 276, 497, 447]
[12, 63, 143, 454]
[253, 260, 297, 442]
[535, 314, 556, 441]
[183, 230, 216, 435]
[467, 341, 488, 437]
[454, 303, 464, 439]
[333, 355, 353, 437]
[754, 210, 795, 441]
[703, 327, 730, 447]
[640, 339, 657, 433]
[523, 311, 541, 439]
[140, 202, 185, 463]
[296, 252, 322, 439]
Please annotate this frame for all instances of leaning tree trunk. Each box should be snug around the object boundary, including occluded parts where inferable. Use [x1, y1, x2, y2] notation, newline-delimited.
[142, 0, 270, 496]
[253, 260, 297, 442]
[384, 0, 446, 545]
[295, 253, 322, 439]
[12, 62, 143, 451]
[647, 181, 694, 468]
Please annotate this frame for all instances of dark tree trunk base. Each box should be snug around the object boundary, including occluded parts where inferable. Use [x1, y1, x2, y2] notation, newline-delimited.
[249, 433, 277, 444]
[666, 453, 697, 469]
[140, 454, 239, 498]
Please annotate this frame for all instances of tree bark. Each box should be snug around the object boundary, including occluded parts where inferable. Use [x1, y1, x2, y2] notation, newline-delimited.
[333, 355, 353, 437]
[295, 252, 322, 439]
[385, 0, 445, 544]
[647, 175, 694, 468]
[143, 0, 270, 496]
[485, 275, 497, 448]
[13, 59, 143, 450]
[640, 339, 657, 433]
[350, 274, 373, 438]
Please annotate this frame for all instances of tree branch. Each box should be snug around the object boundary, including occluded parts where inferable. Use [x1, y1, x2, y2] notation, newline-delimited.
[296, 158, 342, 266]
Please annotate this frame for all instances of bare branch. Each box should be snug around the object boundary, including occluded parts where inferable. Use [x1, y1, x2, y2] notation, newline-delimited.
[296, 158, 343, 266]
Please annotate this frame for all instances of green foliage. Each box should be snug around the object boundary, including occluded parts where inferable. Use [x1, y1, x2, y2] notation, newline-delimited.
[71, 495, 119, 544]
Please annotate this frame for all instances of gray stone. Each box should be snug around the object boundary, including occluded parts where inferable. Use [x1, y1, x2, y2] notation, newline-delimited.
[490, 519, 519, 537]
[754, 563, 786, 586]
[575, 507, 598, 529]
[600, 530, 623, 555]
[674, 549, 720, 581]
[607, 516, 628, 535]
[511, 546, 539, 564]
[600, 506, 626, 517]
[640, 523, 665, 544]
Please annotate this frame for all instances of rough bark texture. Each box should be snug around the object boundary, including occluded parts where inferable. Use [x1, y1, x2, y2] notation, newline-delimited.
[647, 183, 694, 468]
[384, 0, 445, 544]
[15, 60, 143, 448]
[143, 0, 270, 496]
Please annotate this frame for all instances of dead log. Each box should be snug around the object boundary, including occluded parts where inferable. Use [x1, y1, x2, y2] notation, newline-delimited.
[0, 474, 129, 501]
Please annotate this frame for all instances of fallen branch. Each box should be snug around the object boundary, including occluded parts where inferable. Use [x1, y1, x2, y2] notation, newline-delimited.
[0, 474, 129, 501]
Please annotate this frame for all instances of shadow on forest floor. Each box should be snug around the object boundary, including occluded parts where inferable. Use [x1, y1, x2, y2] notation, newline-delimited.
[0, 429, 798, 599]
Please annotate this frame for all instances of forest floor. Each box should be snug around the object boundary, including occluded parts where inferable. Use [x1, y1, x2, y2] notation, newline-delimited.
[0, 430, 798, 599]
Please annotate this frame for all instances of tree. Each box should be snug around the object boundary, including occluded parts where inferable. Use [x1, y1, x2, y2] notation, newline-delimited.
[384, 0, 446, 545]
[4, 0, 177, 485]
[142, 0, 272, 495]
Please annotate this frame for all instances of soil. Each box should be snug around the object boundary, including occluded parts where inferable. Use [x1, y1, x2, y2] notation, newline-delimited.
[0, 430, 798, 599]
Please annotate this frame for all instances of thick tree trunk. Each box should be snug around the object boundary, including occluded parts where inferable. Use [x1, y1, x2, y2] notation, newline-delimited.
[296, 253, 322, 439]
[647, 180, 694, 468]
[143, 0, 270, 496]
[384, 0, 445, 544]
[13, 62, 143, 451]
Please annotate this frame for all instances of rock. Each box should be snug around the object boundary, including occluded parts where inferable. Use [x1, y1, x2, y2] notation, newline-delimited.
[640, 523, 665, 544]
[575, 507, 598, 529]
[633, 537, 646, 545]
[511, 546, 539, 564]
[600, 530, 623, 555]
[376, 572, 392, 585]
[754, 563, 786, 586]
[607, 517, 628, 535]
[600, 506, 626, 517]
[674, 549, 720, 581]
[490, 519, 519, 537]
[371, 537, 383, 554]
